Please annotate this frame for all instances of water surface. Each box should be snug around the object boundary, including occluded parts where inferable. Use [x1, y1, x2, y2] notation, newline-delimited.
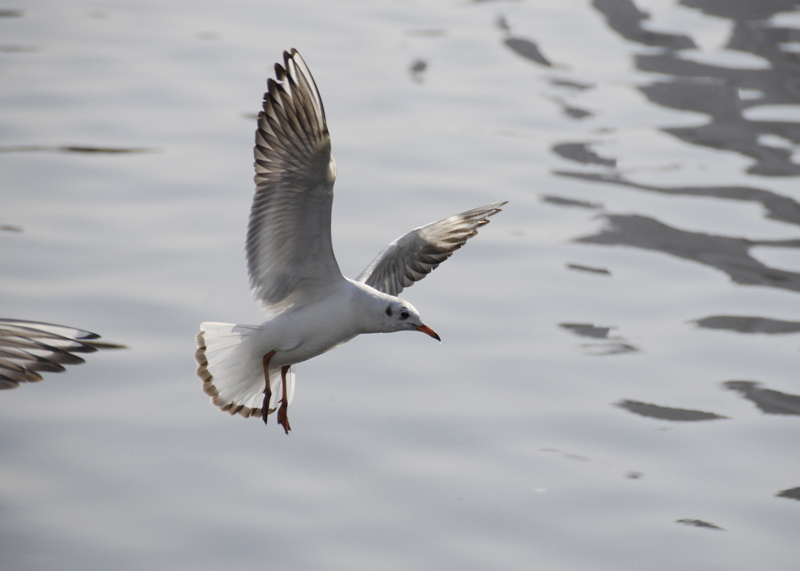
[2, 1, 799, 569]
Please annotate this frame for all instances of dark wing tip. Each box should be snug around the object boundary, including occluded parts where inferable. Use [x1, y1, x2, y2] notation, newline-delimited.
[0, 319, 125, 388]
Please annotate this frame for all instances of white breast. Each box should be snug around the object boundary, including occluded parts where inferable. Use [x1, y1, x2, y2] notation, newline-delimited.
[257, 280, 378, 367]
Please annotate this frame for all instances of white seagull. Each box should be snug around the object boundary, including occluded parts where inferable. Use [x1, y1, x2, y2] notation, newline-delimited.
[195, 49, 506, 433]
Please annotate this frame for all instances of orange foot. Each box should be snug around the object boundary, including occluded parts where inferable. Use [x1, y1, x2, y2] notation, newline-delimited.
[277, 364, 292, 434]
[261, 350, 276, 425]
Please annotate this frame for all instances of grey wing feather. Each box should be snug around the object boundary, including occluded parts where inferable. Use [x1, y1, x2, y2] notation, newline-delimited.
[247, 49, 342, 311]
[0, 319, 125, 389]
[357, 201, 507, 296]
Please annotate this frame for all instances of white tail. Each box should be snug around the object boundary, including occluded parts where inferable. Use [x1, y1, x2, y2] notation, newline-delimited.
[195, 322, 294, 419]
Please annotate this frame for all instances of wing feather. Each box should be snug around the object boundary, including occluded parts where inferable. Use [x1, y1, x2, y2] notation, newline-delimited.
[357, 202, 507, 296]
[0, 319, 125, 389]
[247, 49, 342, 312]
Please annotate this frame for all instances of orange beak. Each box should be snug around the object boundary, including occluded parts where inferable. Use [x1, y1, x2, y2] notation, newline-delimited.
[415, 324, 441, 342]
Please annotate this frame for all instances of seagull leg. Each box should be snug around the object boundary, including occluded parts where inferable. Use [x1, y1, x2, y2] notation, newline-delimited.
[261, 350, 276, 425]
[277, 365, 292, 434]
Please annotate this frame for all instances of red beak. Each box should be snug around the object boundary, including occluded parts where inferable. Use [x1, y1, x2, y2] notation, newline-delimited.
[414, 324, 441, 342]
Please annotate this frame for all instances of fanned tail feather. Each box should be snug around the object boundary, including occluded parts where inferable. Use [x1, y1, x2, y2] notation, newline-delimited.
[195, 322, 294, 419]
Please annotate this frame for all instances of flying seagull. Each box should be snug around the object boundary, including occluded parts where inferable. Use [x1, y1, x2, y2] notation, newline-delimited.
[195, 49, 506, 433]
[0, 319, 124, 389]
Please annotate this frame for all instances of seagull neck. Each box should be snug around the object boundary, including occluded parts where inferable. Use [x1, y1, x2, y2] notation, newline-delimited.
[345, 279, 398, 334]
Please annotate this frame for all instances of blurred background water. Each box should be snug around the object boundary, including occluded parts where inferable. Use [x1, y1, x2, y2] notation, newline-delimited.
[2, 0, 800, 569]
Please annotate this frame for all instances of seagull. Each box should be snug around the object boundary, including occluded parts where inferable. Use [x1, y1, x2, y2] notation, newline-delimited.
[195, 49, 506, 434]
[0, 319, 125, 389]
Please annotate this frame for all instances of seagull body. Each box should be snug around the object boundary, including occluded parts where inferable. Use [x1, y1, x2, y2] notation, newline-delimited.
[195, 49, 505, 433]
[254, 279, 409, 369]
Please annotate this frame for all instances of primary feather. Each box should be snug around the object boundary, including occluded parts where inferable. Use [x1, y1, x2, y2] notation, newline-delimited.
[248, 49, 342, 314]
[357, 202, 507, 296]
[0, 319, 124, 389]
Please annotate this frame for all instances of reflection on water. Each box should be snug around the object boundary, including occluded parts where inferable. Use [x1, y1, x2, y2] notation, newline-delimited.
[596, 0, 800, 176]
[566, 262, 611, 275]
[616, 399, 727, 421]
[693, 314, 800, 333]
[552, 142, 616, 167]
[556, 170, 800, 227]
[777, 486, 800, 500]
[3, 0, 800, 569]
[555, 0, 800, 303]
[408, 58, 427, 83]
[577, 213, 800, 292]
[640, 80, 800, 176]
[0, 145, 154, 154]
[560, 322, 639, 355]
[560, 322, 613, 338]
[541, 194, 602, 209]
[594, 0, 696, 49]
[676, 518, 725, 530]
[503, 37, 554, 68]
[723, 380, 800, 415]
[497, 15, 555, 68]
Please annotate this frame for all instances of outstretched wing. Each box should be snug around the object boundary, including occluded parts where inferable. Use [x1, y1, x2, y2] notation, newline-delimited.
[357, 202, 507, 296]
[0, 319, 125, 389]
[247, 49, 343, 313]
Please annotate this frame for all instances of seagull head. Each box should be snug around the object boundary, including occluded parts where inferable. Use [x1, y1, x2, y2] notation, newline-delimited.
[382, 299, 440, 342]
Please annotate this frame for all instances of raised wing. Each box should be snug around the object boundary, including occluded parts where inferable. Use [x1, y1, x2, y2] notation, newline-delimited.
[0, 319, 124, 389]
[357, 202, 507, 296]
[247, 49, 343, 312]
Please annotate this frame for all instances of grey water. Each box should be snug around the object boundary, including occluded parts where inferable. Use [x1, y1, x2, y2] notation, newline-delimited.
[2, 0, 799, 569]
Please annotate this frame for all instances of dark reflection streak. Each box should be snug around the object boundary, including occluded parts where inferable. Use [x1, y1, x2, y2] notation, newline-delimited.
[680, 0, 800, 105]
[639, 79, 800, 177]
[682, 0, 800, 21]
[560, 322, 611, 338]
[558, 101, 593, 120]
[549, 78, 594, 91]
[560, 323, 639, 354]
[555, 170, 800, 227]
[409, 59, 427, 84]
[676, 518, 725, 530]
[503, 37, 553, 67]
[544, 97, 594, 120]
[592, 0, 800, 176]
[0, 145, 155, 154]
[693, 315, 800, 334]
[616, 399, 727, 421]
[497, 14, 557, 68]
[553, 142, 616, 166]
[776, 487, 800, 501]
[541, 194, 603, 209]
[723, 381, 800, 415]
[577, 213, 800, 293]
[583, 342, 638, 355]
[567, 263, 611, 275]
[592, 0, 696, 49]
[633, 55, 790, 109]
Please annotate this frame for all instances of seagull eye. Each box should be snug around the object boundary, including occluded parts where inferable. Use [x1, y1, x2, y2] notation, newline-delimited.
[400, 309, 409, 320]
[385, 306, 393, 317]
